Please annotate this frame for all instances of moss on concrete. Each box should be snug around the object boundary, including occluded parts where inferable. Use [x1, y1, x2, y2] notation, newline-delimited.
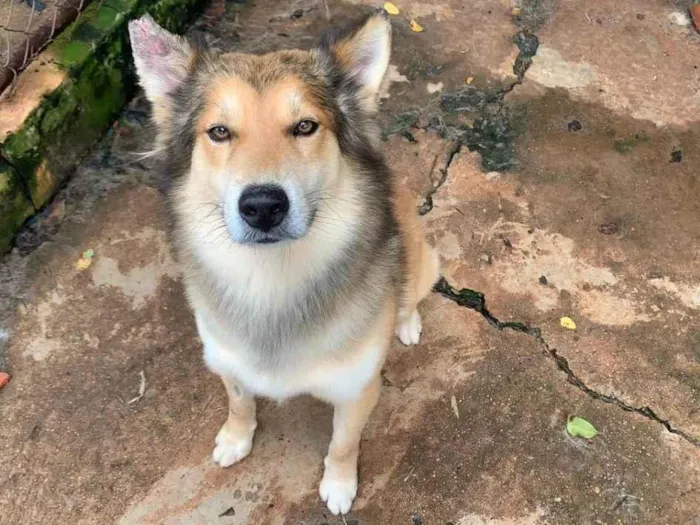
[0, 0, 206, 251]
[0, 161, 34, 251]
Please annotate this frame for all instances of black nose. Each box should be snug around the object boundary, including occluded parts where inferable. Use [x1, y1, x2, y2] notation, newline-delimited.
[238, 185, 290, 232]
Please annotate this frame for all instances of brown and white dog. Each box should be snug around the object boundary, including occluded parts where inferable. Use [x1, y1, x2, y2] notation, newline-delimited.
[128, 10, 439, 515]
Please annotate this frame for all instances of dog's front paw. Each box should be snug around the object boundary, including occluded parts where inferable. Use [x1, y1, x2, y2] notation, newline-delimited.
[212, 423, 255, 468]
[396, 309, 422, 346]
[319, 470, 358, 515]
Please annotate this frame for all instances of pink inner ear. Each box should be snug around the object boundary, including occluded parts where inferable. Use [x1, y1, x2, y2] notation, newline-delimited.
[131, 21, 173, 63]
[150, 38, 168, 57]
[130, 18, 189, 97]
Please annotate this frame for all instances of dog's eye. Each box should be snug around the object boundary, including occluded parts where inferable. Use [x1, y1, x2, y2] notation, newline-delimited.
[207, 125, 232, 142]
[293, 120, 319, 137]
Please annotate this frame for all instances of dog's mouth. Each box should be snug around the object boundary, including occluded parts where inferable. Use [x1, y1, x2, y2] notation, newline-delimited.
[255, 236, 283, 245]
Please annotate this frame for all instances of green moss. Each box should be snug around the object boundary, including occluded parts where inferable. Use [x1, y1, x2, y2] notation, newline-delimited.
[145, 0, 204, 32]
[0, 0, 206, 243]
[1, 124, 42, 184]
[462, 104, 528, 173]
[0, 162, 34, 252]
[614, 134, 648, 154]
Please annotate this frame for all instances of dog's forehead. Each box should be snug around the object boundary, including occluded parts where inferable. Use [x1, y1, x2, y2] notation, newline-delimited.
[196, 50, 333, 119]
[208, 49, 320, 89]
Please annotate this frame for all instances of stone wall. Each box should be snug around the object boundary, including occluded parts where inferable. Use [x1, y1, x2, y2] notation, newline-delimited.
[0, 0, 206, 252]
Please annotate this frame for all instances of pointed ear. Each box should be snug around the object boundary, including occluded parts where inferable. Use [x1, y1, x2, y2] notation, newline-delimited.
[128, 15, 193, 103]
[321, 11, 392, 112]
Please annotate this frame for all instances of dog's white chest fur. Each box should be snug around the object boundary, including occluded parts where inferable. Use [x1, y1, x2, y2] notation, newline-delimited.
[195, 311, 387, 403]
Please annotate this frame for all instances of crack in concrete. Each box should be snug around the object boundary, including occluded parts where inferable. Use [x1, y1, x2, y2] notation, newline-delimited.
[411, 30, 540, 216]
[433, 277, 700, 449]
[418, 141, 460, 216]
[415, 28, 700, 449]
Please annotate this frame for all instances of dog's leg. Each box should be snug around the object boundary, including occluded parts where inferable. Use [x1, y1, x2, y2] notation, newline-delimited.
[396, 242, 439, 346]
[320, 374, 381, 515]
[392, 186, 440, 346]
[212, 375, 257, 468]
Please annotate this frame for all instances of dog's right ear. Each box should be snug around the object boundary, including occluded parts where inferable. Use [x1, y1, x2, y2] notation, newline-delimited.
[319, 11, 392, 114]
[128, 15, 193, 104]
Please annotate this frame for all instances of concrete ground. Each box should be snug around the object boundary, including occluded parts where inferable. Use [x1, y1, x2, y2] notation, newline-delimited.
[1, 0, 700, 523]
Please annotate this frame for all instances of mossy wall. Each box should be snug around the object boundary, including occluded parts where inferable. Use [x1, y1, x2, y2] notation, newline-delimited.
[0, 0, 206, 252]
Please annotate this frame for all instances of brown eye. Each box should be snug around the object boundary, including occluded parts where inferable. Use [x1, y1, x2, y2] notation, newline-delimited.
[207, 125, 231, 142]
[293, 120, 319, 137]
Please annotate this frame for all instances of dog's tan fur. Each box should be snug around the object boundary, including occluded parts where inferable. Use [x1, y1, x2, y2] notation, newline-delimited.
[129, 11, 439, 515]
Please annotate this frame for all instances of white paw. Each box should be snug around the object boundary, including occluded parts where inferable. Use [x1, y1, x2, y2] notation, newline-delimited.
[212, 424, 254, 468]
[319, 472, 358, 515]
[396, 310, 422, 346]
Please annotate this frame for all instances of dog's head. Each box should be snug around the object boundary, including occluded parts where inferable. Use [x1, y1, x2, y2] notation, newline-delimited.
[129, 12, 391, 246]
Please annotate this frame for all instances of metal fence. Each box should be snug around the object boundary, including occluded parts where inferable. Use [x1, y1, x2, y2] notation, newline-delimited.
[1, 0, 92, 98]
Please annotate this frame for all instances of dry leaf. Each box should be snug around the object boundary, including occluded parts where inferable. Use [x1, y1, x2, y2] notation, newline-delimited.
[0, 372, 10, 390]
[128, 371, 147, 404]
[560, 316, 577, 330]
[451, 395, 460, 419]
[466, 76, 474, 85]
[691, 4, 700, 31]
[75, 248, 95, 271]
[383, 2, 400, 15]
[75, 257, 92, 271]
[410, 20, 424, 32]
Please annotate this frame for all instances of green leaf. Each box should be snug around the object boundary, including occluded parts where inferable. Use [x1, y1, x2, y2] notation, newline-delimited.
[82, 249, 95, 259]
[567, 416, 599, 439]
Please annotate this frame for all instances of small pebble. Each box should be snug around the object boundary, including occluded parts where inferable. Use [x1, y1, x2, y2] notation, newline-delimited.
[568, 119, 582, 132]
[598, 222, 619, 235]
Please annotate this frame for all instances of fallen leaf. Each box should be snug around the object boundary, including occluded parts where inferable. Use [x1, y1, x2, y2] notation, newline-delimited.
[450, 395, 460, 419]
[218, 507, 236, 517]
[75, 257, 92, 271]
[560, 316, 577, 330]
[128, 371, 147, 404]
[692, 4, 700, 31]
[512, 7, 521, 16]
[410, 20, 424, 32]
[567, 416, 599, 439]
[466, 76, 474, 85]
[0, 372, 10, 390]
[383, 2, 400, 15]
[75, 248, 96, 271]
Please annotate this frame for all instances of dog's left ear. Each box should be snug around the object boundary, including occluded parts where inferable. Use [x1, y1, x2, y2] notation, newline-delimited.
[321, 11, 392, 113]
[128, 15, 194, 105]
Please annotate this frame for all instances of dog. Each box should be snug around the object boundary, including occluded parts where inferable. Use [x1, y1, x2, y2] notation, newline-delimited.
[128, 10, 439, 515]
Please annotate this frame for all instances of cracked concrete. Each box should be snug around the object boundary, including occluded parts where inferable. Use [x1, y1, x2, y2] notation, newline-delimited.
[2, 0, 700, 524]
[434, 277, 700, 448]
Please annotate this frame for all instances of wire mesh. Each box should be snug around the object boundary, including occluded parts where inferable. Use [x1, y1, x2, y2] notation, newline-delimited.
[1, 0, 92, 97]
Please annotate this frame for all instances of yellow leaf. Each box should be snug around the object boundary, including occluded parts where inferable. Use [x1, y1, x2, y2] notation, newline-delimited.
[75, 257, 93, 271]
[466, 76, 474, 85]
[560, 316, 577, 330]
[383, 2, 400, 15]
[512, 7, 521, 16]
[410, 20, 424, 32]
